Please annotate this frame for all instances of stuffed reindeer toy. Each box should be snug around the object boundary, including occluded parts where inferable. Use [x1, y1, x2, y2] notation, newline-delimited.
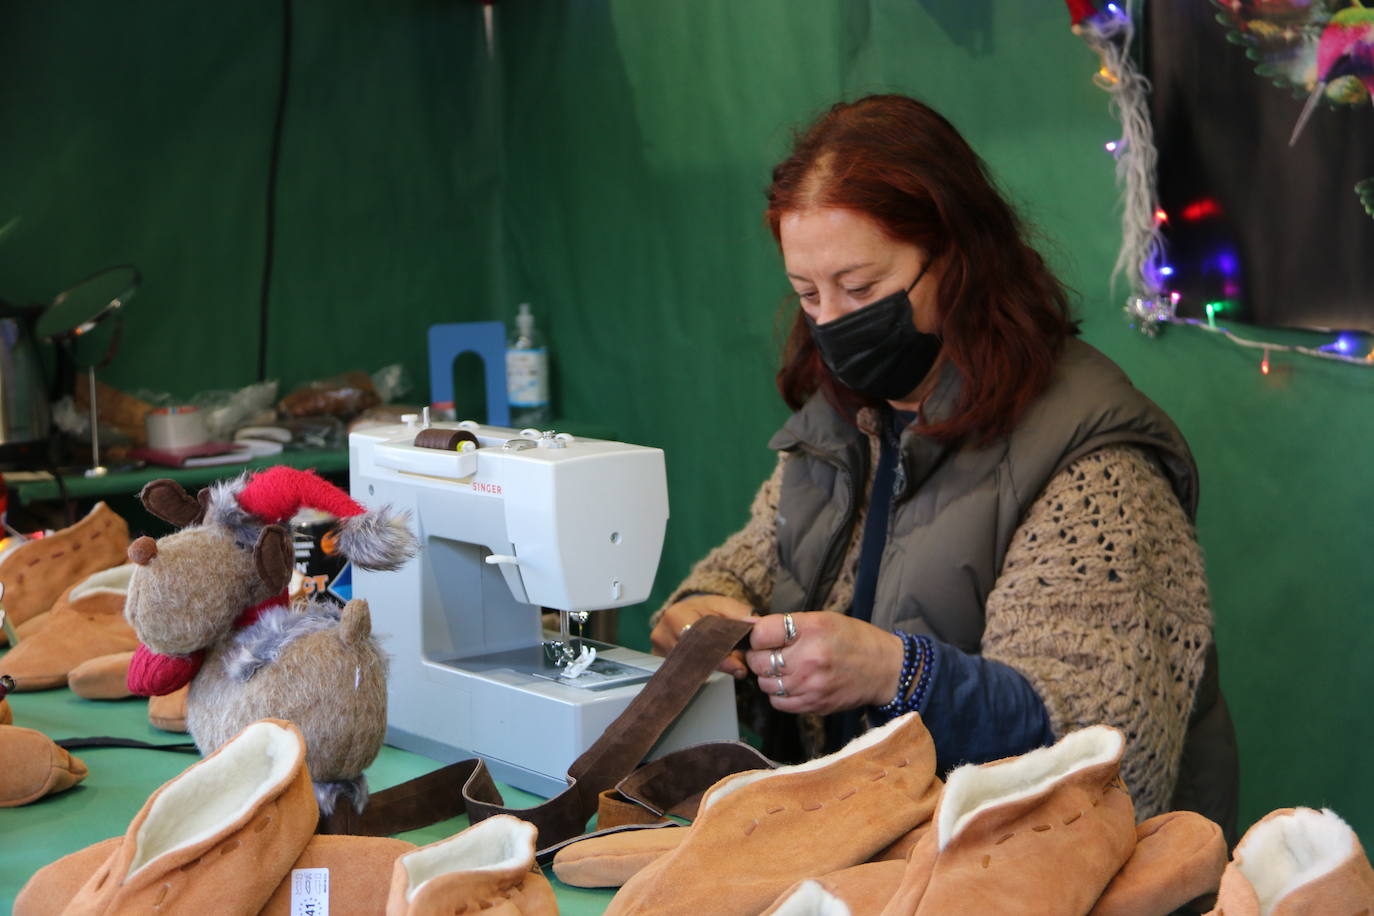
[123, 466, 417, 815]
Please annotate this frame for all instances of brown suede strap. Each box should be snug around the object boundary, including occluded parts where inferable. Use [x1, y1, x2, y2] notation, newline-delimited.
[320, 615, 755, 851]
[612, 740, 775, 820]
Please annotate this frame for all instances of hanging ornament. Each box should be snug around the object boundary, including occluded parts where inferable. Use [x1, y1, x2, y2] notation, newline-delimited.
[1123, 294, 1177, 337]
[1358, 177, 1374, 218]
[1067, 0, 1172, 333]
[1212, 0, 1374, 221]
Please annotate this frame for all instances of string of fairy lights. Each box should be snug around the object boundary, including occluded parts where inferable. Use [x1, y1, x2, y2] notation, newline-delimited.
[1066, 0, 1374, 373]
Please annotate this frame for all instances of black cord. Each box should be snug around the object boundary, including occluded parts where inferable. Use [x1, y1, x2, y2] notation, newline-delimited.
[257, 0, 293, 382]
[55, 737, 199, 755]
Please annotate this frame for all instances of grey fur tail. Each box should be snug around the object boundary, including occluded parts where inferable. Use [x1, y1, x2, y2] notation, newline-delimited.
[315, 775, 370, 816]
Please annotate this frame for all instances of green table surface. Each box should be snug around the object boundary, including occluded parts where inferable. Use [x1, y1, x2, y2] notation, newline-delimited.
[7, 449, 350, 505]
[9, 419, 620, 506]
[0, 685, 617, 913]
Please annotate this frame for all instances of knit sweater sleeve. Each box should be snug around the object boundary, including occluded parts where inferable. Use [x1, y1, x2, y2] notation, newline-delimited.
[651, 454, 786, 624]
[980, 444, 1213, 820]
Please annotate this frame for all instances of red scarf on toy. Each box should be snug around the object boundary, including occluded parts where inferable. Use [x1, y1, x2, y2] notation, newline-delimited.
[126, 589, 289, 696]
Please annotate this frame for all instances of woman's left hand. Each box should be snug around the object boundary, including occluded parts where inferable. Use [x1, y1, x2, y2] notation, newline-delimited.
[745, 611, 906, 715]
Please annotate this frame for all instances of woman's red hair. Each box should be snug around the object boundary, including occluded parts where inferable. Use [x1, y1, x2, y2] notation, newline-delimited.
[768, 95, 1078, 444]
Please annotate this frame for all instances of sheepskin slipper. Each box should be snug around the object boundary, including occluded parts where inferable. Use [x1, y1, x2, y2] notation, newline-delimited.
[1, 696, 12, 725]
[764, 860, 908, 916]
[0, 725, 88, 807]
[14, 838, 120, 916]
[0, 565, 138, 690]
[385, 814, 557, 916]
[260, 835, 418, 916]
[763, 880, 855, 916]
[14, 611, 51, 640]
[553, 825, 689, 888]
[148, 684, 188, 732]
[68, 651, 135, 700]
[880, 725, 1136, 916]
[605, 712, 942, 916]
[1204, 807, 1374, 915]
[59, 718, 317, 916]
[16, 833, 416, 916]
[0, 502, 129, 643]
[1088, 811, 1227, 916]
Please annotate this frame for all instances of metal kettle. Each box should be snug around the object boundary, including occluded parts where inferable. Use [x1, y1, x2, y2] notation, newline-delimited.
[0, 265, 138, 469]
[0, 299, 51, 464]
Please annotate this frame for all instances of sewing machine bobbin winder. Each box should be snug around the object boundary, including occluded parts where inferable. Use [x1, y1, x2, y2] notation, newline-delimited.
[349, 416, 738, 796]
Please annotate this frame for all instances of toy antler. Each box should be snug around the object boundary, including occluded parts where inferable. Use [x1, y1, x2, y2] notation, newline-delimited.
[139, 479, 208, 528]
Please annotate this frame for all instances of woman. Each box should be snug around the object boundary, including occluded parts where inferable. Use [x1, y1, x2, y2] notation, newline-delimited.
[650, 94, 1237, 834]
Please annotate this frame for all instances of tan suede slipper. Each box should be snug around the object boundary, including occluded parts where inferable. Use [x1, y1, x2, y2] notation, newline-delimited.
[14, 611, 51, 640]
[763, 880, 855, 916]
[148, 684, 188, 732]
[0, 565, 138, 690]
[60, 718, 317, 915]
[0, 502, 129, 643]
[261, 835, 418, 916]
[553, 825, 689, 888]
[68, 651, 135, 700]
[14, 838, 120, 916]
[1204, 807, 1374, 915]
[873, 821, 932, 863]
[17, 832, 416, 916]
[606, 711, 943, 916]
[881, 725, 1136, 916]
[1089, 810, 1227, 916]
[0, 724, 88, 806]
[385, 814, 558, 916]
[765, 860, 908, 916]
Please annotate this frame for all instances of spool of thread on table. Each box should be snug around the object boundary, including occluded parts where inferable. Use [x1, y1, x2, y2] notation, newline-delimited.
[145, 407, 210, 450]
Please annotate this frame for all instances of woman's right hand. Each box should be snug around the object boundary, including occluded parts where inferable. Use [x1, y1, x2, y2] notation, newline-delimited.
[650, 594, 755, 678]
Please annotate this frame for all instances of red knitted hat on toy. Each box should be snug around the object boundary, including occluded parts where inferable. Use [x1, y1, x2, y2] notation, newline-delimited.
[236, 466, 367, 525]
[205, 466, 416, 572]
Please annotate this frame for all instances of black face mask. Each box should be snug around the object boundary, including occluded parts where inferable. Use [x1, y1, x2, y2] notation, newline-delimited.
[805, 261, 941, 401]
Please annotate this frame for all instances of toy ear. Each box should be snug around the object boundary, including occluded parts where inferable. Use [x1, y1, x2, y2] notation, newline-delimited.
[140, 479, 207, 528]
[253, 524, 294, 594]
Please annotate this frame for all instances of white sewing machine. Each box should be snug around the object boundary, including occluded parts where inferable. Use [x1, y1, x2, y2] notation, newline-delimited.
[349, 418, 738, 796]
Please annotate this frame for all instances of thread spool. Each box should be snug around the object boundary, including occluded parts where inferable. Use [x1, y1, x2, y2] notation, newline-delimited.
[413, 428, 479, 451]
[145, 406, 210, 450]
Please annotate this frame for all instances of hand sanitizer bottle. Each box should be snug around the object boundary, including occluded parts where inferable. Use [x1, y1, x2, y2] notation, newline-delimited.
[506, 303, 552, 427]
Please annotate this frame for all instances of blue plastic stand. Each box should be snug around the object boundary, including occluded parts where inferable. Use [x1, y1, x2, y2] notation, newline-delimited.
[427, 321, 510, 427]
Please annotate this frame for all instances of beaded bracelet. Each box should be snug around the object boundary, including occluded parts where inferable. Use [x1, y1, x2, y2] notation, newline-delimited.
[873, 631, 934, 720]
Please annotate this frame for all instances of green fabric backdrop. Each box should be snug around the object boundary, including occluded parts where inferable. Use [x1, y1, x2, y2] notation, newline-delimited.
[2, 0, 1371, 852]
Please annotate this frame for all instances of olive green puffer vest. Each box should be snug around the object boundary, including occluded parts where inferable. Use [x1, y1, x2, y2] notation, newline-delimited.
[765, 338, 1238, 839]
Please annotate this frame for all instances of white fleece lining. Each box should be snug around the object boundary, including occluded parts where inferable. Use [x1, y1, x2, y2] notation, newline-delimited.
[129, 720, 300, 877]
[938, 725, 1123, 851]
[769, 880, 852, 916]
[700, 713, 917, 812]
[70, 563, 136, 601]
[402, 815, 536, 901]
[1235, 808, 1354, 915]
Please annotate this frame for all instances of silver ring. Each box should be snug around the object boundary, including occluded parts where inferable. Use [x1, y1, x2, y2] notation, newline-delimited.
[770, 649, 785, 672]
[773, 677, 788, 698]
[782, 613, 798, 645]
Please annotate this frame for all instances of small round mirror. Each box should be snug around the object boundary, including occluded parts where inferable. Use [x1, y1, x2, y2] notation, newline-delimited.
[36, 265, 139, 341]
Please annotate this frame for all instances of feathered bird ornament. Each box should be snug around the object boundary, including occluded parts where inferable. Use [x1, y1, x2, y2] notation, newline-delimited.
[1213, 0, 1374, 216]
